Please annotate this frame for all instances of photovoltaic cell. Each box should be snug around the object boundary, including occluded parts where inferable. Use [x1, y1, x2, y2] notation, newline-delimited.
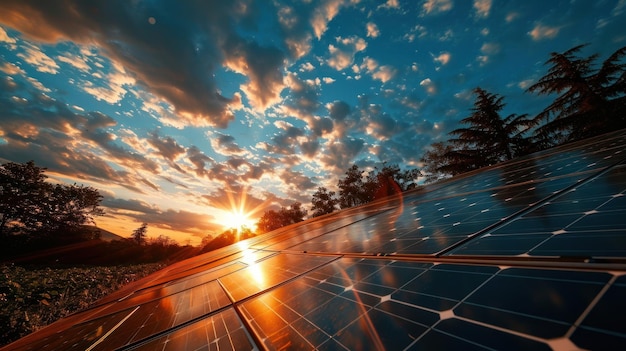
[218, 253, 336, 301]
[239, 258, 625, 350]
[4, 129, 626, 351]
[128, 308, 256, 351]
[450, 162, 626, 258]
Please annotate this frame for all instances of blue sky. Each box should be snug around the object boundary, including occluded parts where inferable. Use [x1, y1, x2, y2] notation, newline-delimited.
[1, 0, 625, 244]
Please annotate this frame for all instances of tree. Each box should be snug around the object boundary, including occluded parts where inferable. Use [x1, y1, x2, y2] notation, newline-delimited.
[0, 161, 49, 236]
[131, 222, 148, 245]
[420, 141, 457, 183]
[447, 87, 531, 171]
[0, 161, 104, 237]
[149, 234, 177, 247]
[40, 183, 105, 235]
[527, 44, 626, 146]
[311, 187, 339, 217]
[338, 164, 368, 209]
[257, 202, 307, 233]
[367, 163, 421, 193]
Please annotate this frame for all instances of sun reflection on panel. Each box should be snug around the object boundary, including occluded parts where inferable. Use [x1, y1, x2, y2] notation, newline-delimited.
[248, 262, 266, 285]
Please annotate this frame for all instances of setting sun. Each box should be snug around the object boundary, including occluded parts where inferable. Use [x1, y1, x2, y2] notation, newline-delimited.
[219, 209, 256, 231]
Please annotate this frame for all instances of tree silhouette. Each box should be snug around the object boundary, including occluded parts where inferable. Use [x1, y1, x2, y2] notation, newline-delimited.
[338, 164, 368, 209]
[320, 163, 422, 211]
[366, 163, 421, 193]
[131, 222, 148, 245]
[447, 87, 531, 171]
[257, 202, 307, 233]
[311, 187, 339, 217]
[0, 161, 48, 236]
[0, 161, 104, 237]
[527, 44, 626, 146]
[420, 141, 457, 183]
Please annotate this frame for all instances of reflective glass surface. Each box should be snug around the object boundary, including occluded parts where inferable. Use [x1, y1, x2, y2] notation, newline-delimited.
[4, 130, 626, 351]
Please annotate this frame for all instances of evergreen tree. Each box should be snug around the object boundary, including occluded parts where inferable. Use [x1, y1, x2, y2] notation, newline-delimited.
[527, 44, 626, 146]
[420, 141, 457, 183]
[131, 222, 148, 245]
[447, 87, 531, 171]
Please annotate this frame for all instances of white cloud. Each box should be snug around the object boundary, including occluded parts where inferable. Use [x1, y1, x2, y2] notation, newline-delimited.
[613, 0, 626, 16]
[82, 64, 136, 104]
[438, 29, 454, 41]
[481, 42, 500, 55]
[17, 45, 60, 74]
[311, 0, 345, 39]
[529, 24, 561, 40]
[327, 36, 367, 71]
[360, 57, 379, 73]
[57, 53, 90, 72]
[404, 25, 428, 43]
[377, 0, 400, 10]
[224, 44, 286, 113]
[422, 0, 453, 15]
[27, 77, 50, 92]
[420, 78, 437, 94]
[0, 62, 25, 75]
[506, 12, 520, 22]
[300, 62, 315, 72]
[372, 65, 397, 83]
[207, 131, 247, 157]
[322, 77, 336, 84]
[366, 22, 380, 38]
[473, 0, 492, 18]
[0, 26, 16, 44]
[434, 52, 451, 65]
[338, 36, 367, 51]
[518, 78, 534, 90]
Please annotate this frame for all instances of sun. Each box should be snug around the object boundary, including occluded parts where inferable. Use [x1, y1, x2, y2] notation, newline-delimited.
[213, 185, 265, 232]
[220, 209, 256, 231]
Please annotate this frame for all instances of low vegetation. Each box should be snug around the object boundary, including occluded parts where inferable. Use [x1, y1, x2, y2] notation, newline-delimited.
[0, 263, 164, 347]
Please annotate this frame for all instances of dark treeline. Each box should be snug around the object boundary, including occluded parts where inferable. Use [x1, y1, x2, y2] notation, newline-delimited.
[250, 162, 421, 236]
[309, 162, 420, 218]
[0, 161, 197, 265]
[421, 44, 626, 181]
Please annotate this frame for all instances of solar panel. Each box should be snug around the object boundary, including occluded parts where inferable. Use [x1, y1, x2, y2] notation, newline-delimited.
[3, 130, 626, 350]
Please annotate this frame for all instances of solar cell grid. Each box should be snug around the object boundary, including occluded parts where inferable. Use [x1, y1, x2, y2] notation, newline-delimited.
[126, 308, 256, 351]
[238, 258, 626, 350]
[450, 162, 626, 258]
[13, 306, 137, 351]
[17, 280, 235, 351]
[4, 130, 626, 351]
[249, 206, 390, 251]
[218, 253, 336, 301]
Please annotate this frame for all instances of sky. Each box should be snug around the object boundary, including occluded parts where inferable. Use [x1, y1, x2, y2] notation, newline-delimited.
[0, 0, 625, 245]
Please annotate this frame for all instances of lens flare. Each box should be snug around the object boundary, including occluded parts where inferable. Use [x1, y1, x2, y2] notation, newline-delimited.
[213, 185, 269, 233]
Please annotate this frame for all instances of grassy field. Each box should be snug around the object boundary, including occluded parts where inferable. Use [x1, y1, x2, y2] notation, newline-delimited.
[0, 263, 165, 347]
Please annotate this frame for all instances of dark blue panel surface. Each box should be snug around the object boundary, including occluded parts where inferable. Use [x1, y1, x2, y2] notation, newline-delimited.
[450, 163, 626, 258]
[4, 130, 626, 351]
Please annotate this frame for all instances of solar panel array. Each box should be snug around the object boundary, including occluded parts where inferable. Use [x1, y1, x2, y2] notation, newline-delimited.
[4, 130, 626, 350]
